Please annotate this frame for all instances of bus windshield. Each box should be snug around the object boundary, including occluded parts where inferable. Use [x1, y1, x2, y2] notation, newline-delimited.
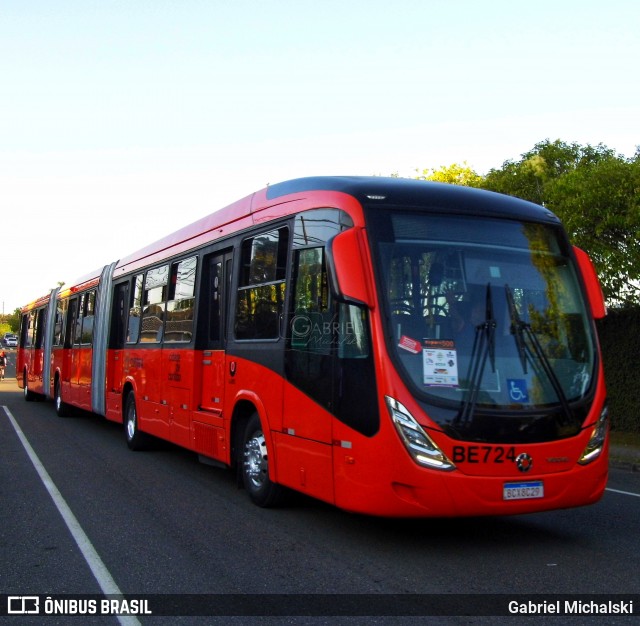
[368, 209, 597, 442]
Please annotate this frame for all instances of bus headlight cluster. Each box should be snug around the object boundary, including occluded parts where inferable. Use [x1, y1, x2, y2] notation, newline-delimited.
[385, 396, 455, 471]
[578, 405, 609, 465]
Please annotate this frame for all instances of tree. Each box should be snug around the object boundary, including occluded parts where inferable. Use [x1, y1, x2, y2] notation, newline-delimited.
[545, 150, 640, 307]
[8, 308, 21, 332]
[479, 139, 639, 306]
[415, 162, 483, 187]
[1, 308, 21, 333]
[481, 139, 616, 204]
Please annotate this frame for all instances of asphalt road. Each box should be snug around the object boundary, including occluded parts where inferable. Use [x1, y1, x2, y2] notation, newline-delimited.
[1, 376, 639, 625]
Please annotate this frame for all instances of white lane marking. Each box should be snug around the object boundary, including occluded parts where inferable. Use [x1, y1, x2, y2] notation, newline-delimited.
[3, 405, 141, 626]
[606, 487, 640, 498]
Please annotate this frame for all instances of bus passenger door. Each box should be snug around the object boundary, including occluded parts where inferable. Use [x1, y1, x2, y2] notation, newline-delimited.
[21, 311, 35, 387]
[109, 283, 128, 392]
[199, 251, 232, 415]
[76, 291, 95, 410]
[105, 282, 128, 421]
[282, 246, 335, 502]
[63, 297, 79, 403]
[33, 308, 46, 386]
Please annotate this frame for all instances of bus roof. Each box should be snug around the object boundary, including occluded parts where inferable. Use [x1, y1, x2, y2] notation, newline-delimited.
[266, 176, 559, 223]
[23, 177, 561, 308]
[112, 177, 559, 278]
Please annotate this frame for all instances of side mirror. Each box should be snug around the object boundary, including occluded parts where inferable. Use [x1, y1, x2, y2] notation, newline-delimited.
[326, 228, 373, 308]
[573, 246, 606, 319]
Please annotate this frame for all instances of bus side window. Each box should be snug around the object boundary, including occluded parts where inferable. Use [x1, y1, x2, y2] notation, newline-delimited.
[80, 291, 96, 345]
[35, 307, 47, 349]
[286, 246, 332, 411]
[165, 256, 197, 343]
[290, 247, 330, 353]
[29, 311, 36, 347]
[65, 298, 79, 349]
[20, 313, 31, 348]
[74, 294, 86, 345]
[110, 282, 129, 349]
[235, 227, 289, 340]
[72, 291, 96, 346]
[141, 265, 168, 343]
[337, 303, 369, 359]
[53, 300, 67, 347]
[127, 274, 143, 344]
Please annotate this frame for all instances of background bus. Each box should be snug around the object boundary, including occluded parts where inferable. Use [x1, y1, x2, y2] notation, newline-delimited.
[18, 177, 608, 517]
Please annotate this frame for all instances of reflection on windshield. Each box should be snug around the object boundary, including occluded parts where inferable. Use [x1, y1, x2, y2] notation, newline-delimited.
[372, 212, 596, 442]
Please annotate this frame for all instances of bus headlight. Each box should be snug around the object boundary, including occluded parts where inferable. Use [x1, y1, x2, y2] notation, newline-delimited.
[385, 396, 455, 471]
[578, 405, 609, 465]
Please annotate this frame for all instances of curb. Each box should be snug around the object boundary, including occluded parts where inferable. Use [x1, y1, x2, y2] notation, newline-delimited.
[609, 444, 640, 472]
[609, 458, 640, 472]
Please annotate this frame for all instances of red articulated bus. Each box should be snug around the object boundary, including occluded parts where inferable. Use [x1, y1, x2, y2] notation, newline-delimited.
[18, 177, 609, 517]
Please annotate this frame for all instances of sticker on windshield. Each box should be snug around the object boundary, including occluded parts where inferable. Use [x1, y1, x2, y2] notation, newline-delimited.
[398, 335, 421, 354]
[507, 379, 529, 402]
[423, 339, 459, 386]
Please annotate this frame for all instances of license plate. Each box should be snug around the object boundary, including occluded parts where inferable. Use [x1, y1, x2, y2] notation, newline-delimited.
[503, 481, 544, 500]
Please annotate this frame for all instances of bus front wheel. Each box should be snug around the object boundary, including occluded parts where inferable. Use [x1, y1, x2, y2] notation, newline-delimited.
[241, 413, 287, 507]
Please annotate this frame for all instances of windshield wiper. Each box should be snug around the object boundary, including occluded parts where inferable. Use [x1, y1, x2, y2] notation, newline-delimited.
[504, 284, 573, 424]
[458, 283, 496, 425]
[505, 284, 528, 373]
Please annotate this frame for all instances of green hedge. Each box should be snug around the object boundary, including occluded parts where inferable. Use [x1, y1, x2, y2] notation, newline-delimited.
[596, 307, 640, 433]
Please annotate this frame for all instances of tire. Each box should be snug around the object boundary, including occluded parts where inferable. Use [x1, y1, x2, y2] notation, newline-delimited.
[241, 413, 287, 507]
[23, 372, 36, 402]
[124, 392, 150, 450]
[54, 379, 71, 416]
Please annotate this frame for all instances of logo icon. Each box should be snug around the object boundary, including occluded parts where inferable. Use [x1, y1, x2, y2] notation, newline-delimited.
[8, 596, 40, 614]
[516, 452, 533, 473]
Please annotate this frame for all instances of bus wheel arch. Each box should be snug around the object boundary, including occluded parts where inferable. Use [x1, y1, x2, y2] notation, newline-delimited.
[233, 402, 288, 508]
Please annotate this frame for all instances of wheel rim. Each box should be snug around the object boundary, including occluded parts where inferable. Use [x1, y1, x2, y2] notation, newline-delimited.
[126, 401, 136, 440]
[244, 431, 268, 490]
[55, 384, 61, 410]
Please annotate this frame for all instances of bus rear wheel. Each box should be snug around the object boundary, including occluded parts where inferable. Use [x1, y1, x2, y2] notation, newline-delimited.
[23, 372, 36, 402]
[54, 379, 71, 416]
[241, 413, 287, 507]
[124, 392, 150, 451]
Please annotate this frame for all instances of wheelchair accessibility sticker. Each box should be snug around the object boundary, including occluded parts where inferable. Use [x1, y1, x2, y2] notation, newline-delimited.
[507, 379, 529, 402]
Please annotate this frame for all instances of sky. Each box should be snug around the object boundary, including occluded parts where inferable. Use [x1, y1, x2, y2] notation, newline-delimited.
[1, 0, 638, 315]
